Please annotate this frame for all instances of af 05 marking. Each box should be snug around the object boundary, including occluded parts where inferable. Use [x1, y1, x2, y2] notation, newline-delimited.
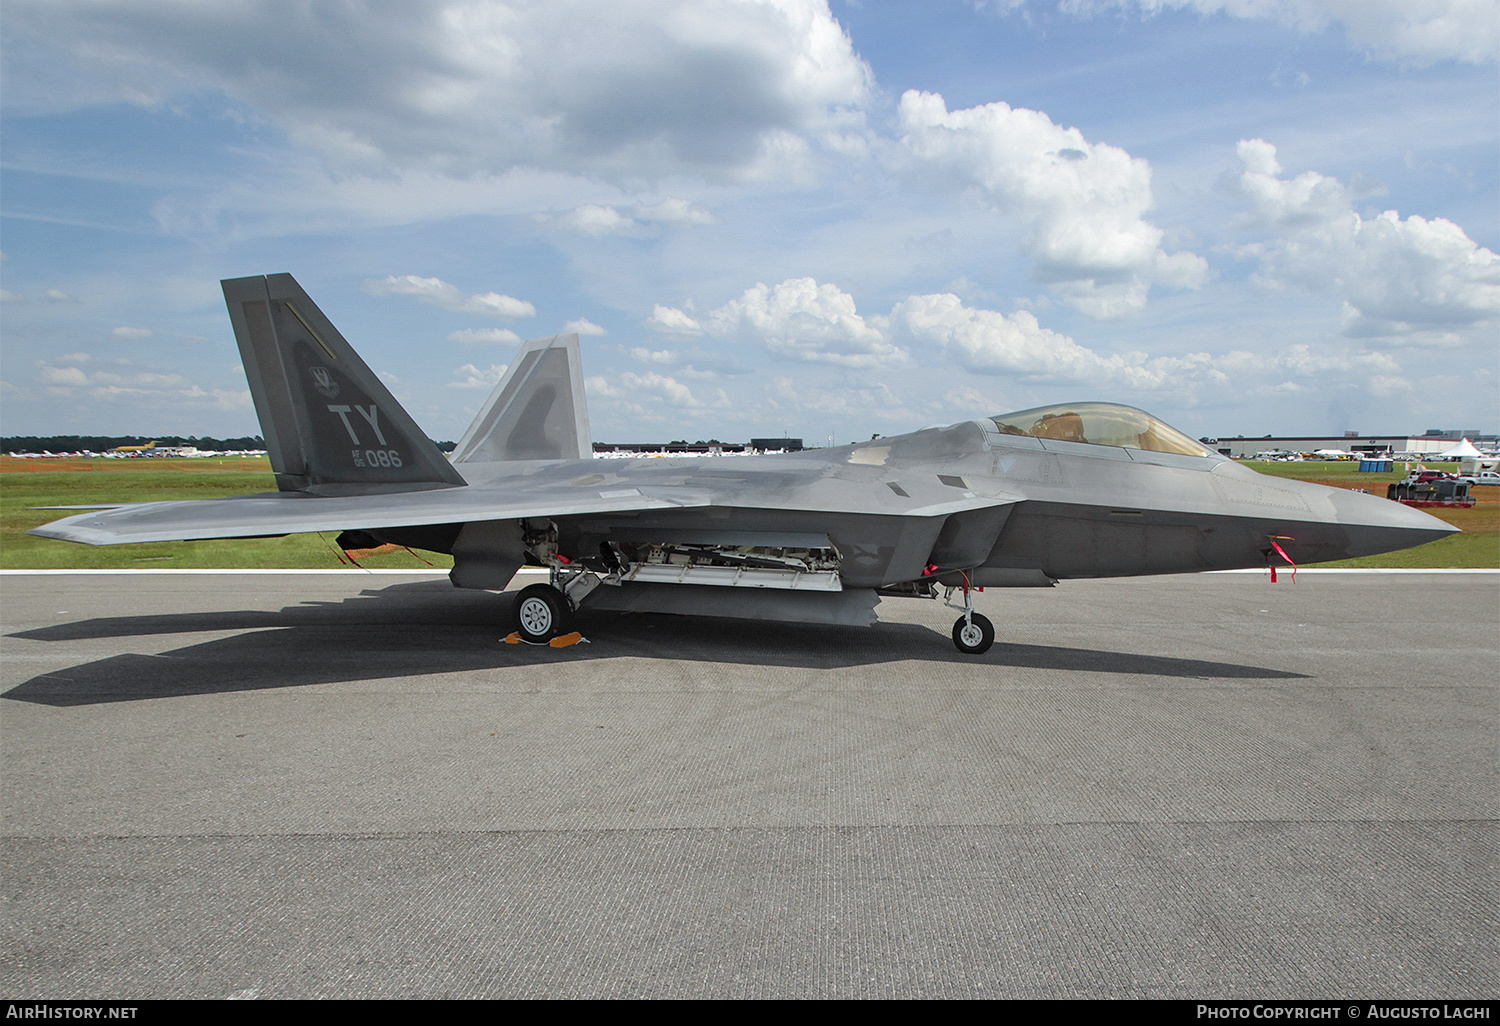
[328, 403, 403, 468]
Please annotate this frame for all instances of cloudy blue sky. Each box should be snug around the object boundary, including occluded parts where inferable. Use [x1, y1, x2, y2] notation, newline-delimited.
[2, 0, 1495, 446]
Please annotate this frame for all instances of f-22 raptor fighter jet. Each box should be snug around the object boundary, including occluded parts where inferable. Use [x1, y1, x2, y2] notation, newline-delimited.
[32, 273, 1456, 653]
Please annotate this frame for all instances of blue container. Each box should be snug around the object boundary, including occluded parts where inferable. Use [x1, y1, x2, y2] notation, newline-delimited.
[1359, 459, 1393, 472]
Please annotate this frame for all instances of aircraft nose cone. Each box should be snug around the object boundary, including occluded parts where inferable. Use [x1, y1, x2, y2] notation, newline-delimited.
[1325, 487, 1459, 558]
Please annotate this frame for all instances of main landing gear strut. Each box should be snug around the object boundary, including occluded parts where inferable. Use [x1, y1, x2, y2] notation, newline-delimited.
[511, 553, 614, 644]
[945, 570, 995, 655]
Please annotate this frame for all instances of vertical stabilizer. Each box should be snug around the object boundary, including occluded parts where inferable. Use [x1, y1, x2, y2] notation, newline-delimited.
[223, 274, 468, 494]
[451, 333, 592, 463]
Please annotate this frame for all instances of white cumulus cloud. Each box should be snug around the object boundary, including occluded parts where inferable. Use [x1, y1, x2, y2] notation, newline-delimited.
[1234, 139, 1500, 341]
[889, 291, 1228, 390]
[704, 277, 907, 367]
[588, 370, 710, 413]
[37, 364, 91, 386]
[629, 347, 681, 365]
[366, 275, 535, 318]
[563, 318, 607, 336]
[448, 328, 522, 345]
[644, 304, 704, 335]
[895, 90, 1205, 317]
[449, 362, 506, 389]
[633, 198, 717, 226]
[33, 359, 251, 408]
[465, 292, 536, 318]
[4, 0, 874, 182]
[554, 204, 650, 237]
[546, 197, 718, 237]
[891, 293, 1092, 378]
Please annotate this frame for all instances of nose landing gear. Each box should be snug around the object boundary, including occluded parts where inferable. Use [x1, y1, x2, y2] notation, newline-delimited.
[945, 569, 994, 655]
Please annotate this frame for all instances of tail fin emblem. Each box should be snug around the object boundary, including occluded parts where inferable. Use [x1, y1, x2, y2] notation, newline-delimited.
[310, 366, 339, 399]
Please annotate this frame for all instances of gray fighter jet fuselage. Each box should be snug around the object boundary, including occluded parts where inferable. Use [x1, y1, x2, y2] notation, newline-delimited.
[31, 274, 1457, 653]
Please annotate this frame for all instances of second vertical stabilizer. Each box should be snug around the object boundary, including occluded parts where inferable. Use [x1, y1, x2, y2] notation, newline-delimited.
[451, 334, 592, 463]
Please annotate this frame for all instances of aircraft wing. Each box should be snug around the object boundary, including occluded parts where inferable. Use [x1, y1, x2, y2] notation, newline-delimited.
[28, 483, 711, 546]
[29, 462, 1020, 546]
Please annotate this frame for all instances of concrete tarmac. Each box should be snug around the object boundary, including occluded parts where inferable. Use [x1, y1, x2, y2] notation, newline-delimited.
[2, 570, 1495, 999]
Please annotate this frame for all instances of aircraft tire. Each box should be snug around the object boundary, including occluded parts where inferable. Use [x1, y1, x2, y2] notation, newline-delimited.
[515, 583, 567, 642]
[951, 613, 995, 655]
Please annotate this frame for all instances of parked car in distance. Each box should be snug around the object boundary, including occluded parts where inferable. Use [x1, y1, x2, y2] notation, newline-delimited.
[1458, 470, 1500, 486]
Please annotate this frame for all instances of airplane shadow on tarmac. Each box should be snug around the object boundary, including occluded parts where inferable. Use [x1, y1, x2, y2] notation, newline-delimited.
[5, 579, 1307, 706]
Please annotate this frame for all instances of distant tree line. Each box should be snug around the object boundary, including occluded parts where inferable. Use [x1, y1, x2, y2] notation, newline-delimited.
[3, 435, 457, 453]
[2, 435, 267, 454]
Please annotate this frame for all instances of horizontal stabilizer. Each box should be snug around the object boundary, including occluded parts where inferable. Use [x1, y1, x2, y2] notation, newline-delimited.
[452, 333, 591, 463]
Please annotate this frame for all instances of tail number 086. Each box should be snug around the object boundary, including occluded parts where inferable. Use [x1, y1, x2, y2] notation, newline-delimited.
[352, 448, 403, 468]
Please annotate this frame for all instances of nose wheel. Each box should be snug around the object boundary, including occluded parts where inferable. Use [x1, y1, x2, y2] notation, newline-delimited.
[952, 613, 994, 654]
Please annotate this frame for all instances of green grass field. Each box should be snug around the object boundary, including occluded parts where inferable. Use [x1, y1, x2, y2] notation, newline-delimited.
[1, 457, 452, 570]
[1243, 459, 1497, 568]
[2, 455, 1494, 569]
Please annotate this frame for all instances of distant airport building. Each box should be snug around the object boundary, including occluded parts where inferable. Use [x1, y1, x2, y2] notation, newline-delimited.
[1209, 432, 1497, 459]
[593, 437, 804, 456]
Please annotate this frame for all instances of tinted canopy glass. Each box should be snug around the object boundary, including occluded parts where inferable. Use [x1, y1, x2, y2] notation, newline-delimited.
[989, 402, 1214, 457]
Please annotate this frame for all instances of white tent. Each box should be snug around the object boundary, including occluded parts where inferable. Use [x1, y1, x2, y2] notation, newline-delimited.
[1436, 438, 1484, 459]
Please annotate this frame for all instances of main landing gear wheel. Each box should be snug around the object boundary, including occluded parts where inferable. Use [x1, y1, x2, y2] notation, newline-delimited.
[952, 613, 995, 655]
[515, 583, 568, 643]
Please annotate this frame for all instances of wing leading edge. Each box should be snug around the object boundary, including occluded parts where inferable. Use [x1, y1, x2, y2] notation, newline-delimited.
[28, 487, 711, 547]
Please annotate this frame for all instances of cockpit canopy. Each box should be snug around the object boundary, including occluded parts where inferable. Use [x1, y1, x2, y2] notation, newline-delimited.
[989, 402, 1215, 458]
